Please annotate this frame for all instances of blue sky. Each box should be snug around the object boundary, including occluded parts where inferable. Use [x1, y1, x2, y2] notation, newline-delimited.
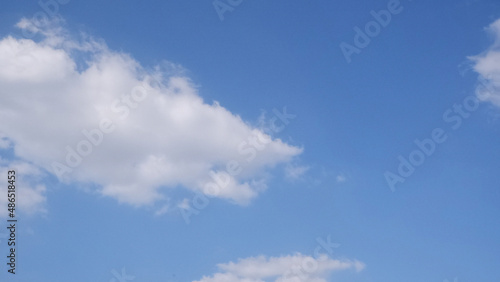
[0, 0, 500, 281]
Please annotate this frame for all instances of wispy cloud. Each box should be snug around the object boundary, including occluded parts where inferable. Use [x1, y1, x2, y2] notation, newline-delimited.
[285, 164, 310, 181]
[194, 253, 365, 282]
[0, 160, 47, 217]
[470, 18, 500, 107]
[336, 173, 347, 183]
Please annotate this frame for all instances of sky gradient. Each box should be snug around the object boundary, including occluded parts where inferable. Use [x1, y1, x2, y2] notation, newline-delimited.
[0, 0, 500, 281]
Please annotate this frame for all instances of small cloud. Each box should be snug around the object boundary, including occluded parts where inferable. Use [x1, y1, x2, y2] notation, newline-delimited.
[336, 174, 347, 183]
[155, 204, 170, 216]
[0, 161, 47, 218]
[193, 253, 365, 282]
[470, 18, 500, 107]
[285, 164, 309, 181]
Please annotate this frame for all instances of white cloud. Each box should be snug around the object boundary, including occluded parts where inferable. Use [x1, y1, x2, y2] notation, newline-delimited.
[0, 18, 302, 208]
[194, 253, 365, 282]
[0, 159, 47, 217]
[470, 18, 500, 107]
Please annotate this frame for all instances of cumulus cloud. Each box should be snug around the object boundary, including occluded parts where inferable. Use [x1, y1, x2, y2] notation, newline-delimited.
[0, 18, 302, 208]
[470, 18, 500, 107]
[193, 253, 365, 282]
